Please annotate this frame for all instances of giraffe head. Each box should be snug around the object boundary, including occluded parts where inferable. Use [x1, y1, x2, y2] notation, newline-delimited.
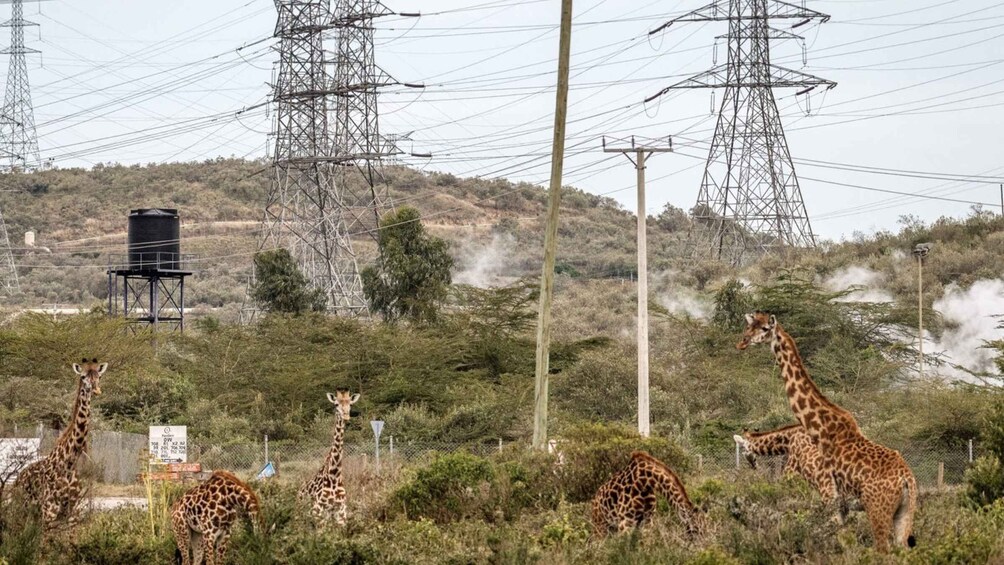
[736, 311, 776, 350]
[72, 358, 108, 396]
[325, 389, 360, 421]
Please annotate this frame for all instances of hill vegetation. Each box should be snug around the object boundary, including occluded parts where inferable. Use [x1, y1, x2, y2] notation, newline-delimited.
[0, 161, 1003, 563]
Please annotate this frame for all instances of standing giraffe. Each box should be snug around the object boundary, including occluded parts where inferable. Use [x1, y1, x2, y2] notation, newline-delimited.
[299, 389, 359, 526]
[171, 470, 263, 565]
[737, 311, 917, 551]
[14, 358, 107, 528]
[591, 451, 705, 537]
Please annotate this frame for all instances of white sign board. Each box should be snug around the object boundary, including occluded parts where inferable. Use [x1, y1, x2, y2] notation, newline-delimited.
[370, 420, 384, 439]
[149, 426, 187, 463]
[0, 438, 40, 480]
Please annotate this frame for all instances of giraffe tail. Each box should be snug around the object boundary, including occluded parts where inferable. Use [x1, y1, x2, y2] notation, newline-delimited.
[894, 472, 918, 548]
[174, 547, 183, 565]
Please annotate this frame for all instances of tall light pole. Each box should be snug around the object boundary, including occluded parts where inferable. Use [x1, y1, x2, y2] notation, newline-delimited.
[913, 243, 932, 377]
[602, 136, 673, 438]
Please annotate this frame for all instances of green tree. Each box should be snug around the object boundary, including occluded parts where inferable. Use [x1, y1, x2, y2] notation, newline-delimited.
[250, 249, 326, 314]
[362, 207, 454, 323]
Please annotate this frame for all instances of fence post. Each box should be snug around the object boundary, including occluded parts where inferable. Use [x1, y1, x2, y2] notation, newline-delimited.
[735, 441, 740, 470]
[389, 435, 394, 456]
[969, 438, 974, 463]
[937, 462, 944, 489]
[264, 434, 269, 466]
[498, 438, 503, 453]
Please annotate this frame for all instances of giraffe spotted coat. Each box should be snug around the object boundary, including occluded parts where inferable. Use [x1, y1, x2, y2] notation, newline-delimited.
[171, 470, 263, 565]
[592, 451, 704, 537]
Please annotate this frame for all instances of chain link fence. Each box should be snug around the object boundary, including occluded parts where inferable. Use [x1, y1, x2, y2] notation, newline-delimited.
[0, 428, 986, 489]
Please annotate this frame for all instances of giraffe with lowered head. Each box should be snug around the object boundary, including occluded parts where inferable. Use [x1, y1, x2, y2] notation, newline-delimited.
[592, 451, 705, 537]
[299, 389, 359, 526]
[737, 311, 917, 552]
[734, 424, 838, 500]
[171, 470, 264, 565]
[14, 358, 107, 528]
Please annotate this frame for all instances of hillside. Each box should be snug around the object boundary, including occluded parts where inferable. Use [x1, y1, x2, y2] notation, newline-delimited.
[0, 159, 691, 315]
[1, 159, 1003, 381]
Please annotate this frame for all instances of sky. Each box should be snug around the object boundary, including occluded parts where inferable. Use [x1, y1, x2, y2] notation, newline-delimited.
[9, 0, 1004, 242]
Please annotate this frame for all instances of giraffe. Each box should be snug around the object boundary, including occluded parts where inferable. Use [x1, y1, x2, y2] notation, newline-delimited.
[171, 470, 263, 565]
[737, 311, 917, 552]
[733, 424, 837, 500]
[299, 389, 359, 526]
[14, 358, 107, 528]
[591, 451, 705, 537]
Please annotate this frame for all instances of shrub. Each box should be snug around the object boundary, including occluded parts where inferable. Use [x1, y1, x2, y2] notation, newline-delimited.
[392, 453, 496, 523]
[966, 456, 1004, 508]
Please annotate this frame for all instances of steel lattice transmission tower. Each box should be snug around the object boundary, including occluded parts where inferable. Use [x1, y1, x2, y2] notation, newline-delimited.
[649, 0, 835, 265]
[255, 0, 366, 316]
[331, 0, 401, 233]
[0, 0, 40, 172]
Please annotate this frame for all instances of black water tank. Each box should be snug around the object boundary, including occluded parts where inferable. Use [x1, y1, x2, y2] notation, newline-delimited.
[128, 209, 180, 270]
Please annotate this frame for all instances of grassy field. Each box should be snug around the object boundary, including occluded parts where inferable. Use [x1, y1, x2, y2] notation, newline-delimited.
[5, 446, 1004, 565]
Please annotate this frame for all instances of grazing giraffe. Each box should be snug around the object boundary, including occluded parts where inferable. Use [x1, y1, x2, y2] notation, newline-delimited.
[171, 470, 263, 565]
[592, 451, 705, 537]
[737, 311, 917, 552]
[14, 358, 107, 528]
[299, 389, 359, 526]
[733, 424, 837, 499]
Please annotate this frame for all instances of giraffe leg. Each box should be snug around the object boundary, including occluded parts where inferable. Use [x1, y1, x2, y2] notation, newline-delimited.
[171, 516, 192, 565]
[214, 530, 232, 565]
[199, 531, 216, 565]
[334, 499, 347, 526]
[862, 490, 895, 553]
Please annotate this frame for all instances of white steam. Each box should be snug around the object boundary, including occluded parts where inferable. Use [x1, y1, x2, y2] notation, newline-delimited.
[453, 233, 517, 288]
[930, 279, 1004, 380]
[823, 265, 894, 303]
[652, 271, 710, 320]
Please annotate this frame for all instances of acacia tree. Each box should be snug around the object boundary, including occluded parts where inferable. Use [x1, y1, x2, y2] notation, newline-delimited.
[362, 207, 453, 323]
[251, 249, 327, 314]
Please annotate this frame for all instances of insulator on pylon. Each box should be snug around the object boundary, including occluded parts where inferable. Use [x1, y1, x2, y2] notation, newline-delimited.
[712, 40, 718, 65]
[710, 90, 716, 115]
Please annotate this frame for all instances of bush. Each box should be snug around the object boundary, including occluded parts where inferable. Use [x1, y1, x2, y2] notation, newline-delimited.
[966, 456, 1004, 508]
[392, 453, 496, 523]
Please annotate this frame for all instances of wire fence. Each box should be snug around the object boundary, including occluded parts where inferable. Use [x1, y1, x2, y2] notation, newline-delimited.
[0, 429, 985, 489]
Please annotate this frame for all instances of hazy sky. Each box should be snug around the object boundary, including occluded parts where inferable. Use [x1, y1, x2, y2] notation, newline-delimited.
[12, 0, 1004, 241]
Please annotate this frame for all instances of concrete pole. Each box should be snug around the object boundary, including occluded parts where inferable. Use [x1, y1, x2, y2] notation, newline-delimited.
[532, 0, 573, 451]
[635, 149, 650, 438]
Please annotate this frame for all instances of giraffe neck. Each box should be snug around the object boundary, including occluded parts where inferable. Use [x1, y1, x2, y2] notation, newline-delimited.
[743, 424, 801, 456]
[633, 456, 697, 517]
[322, 408, 345, 477]
[771, 325, 841, 438]
[49, 380, 92, 470]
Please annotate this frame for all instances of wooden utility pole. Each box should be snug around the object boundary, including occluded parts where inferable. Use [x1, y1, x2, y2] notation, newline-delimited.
[532, 0, 573, 451]
[602, 136, 673, 438]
